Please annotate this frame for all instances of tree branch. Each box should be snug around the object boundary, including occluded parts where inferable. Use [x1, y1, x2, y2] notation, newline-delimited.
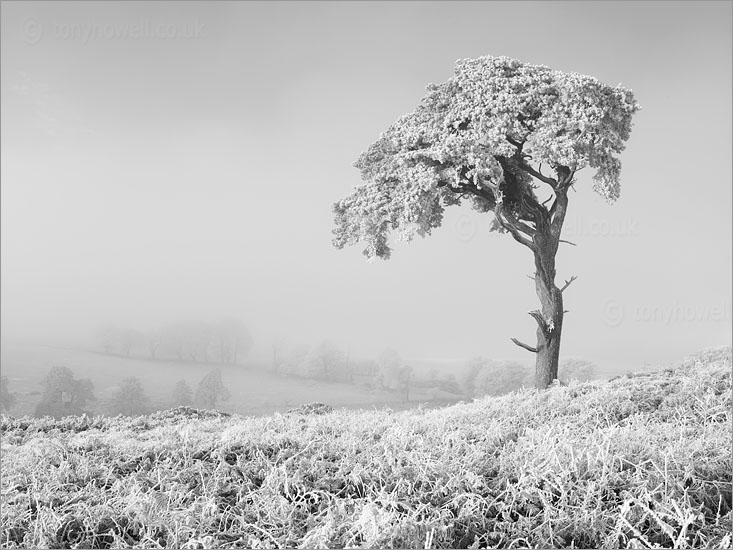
[495, 207, 537, 252]
[500, 206, 537, 237]
[506, 136, 524, 151]
[517, 159, 558, 188]
[528, 310, 550, 336]
[510, 338, 538, 353]
[555, 166, 575, 188]
[550, 189, 569, 238]
[560, 275, 578, 293]
[559, 239, 577, 246]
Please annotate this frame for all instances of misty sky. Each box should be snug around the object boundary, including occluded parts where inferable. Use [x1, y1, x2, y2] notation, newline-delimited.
[1, 1, 731, 369]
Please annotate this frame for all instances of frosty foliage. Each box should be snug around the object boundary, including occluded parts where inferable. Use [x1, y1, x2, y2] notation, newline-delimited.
[1, 349, 730, 549]
[333, 55, 639, 259]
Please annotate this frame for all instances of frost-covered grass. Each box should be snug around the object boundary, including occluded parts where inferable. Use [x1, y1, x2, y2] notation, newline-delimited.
[1, 347, 731, 549]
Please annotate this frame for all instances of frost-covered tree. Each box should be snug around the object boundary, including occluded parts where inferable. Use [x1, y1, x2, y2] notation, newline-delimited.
[306, 340, 348, 381]
[107, 377, 149, 416]
[333, 56, 639, 389]
[194, 368, 231, 409]
[34, 366, 95, 418]
[171, 379, 194, 407]
[376, 348, 403, 390]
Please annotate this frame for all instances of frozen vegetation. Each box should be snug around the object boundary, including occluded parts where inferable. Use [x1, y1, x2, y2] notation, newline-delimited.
[1, 347, 730, 548]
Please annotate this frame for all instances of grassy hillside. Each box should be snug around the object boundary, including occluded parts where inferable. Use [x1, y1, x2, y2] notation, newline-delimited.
[1, 347, 731, 549]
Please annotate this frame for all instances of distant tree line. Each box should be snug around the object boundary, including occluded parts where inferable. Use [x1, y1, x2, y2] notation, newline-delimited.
[270, 338, 598, 401]
[27, 366, 231, 419]
[94, 318, 252, 365]
[272, 341, 414, 401]
[271, 338, 599, 402]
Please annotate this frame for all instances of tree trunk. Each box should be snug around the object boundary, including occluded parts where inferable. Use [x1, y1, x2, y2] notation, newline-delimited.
[531, 195, 567, 389]
[494, 160, 575, 390]
[534, 268, 564, 388]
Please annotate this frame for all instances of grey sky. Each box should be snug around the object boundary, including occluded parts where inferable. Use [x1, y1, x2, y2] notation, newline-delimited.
[1, 1, 731, 369]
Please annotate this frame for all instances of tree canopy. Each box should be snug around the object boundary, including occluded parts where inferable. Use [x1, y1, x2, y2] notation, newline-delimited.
[333, 56, 639, 260]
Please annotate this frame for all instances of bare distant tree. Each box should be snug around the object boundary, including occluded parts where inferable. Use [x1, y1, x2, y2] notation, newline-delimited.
[272, 335, 285, 372]
[147, 330, 161, 360]
[213, 317, 253, 364]
[160, 321, 211, 363]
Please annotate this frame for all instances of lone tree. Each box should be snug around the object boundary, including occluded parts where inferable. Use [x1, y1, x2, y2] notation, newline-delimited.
[333, 56, 639, 389]
[194, 368, 231, 409]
